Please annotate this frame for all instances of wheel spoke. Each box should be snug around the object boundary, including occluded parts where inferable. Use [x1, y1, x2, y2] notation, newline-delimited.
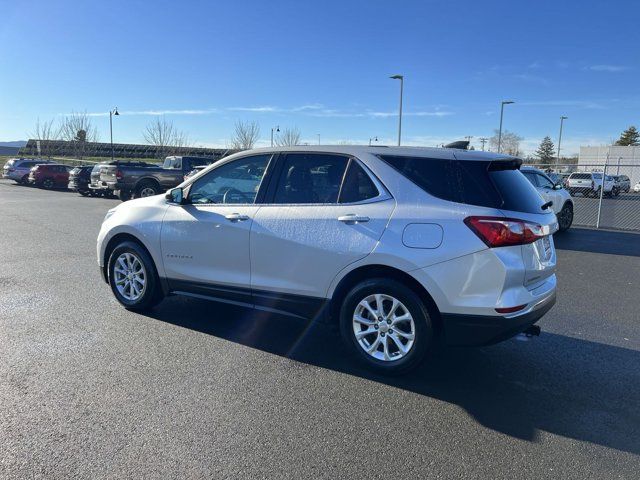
[394, 329, 414, 341]
[389, 333, 408, 355]
[356, 327, 377, 340]
[353, 314, 374, 326]
[388, 298, 400, 317]
[381, 335, 390, 361]
[374, 294, 384, 315]
[359, 300, 378, 319]
[391, 313, 411, 325]
[366, 335, 382, 353]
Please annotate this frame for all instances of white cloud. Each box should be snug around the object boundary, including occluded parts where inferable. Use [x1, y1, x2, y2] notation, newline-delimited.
[586, 64, 629, 72]
[227, 106, 279, 112]
[70, 109, 218, 117]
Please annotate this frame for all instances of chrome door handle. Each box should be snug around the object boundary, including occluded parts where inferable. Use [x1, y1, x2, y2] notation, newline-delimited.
[338, 214, 370, 224]
[225, 213, 250, 222]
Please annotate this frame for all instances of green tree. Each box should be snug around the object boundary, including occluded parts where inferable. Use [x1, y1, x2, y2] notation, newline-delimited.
[535, 136, 556, 165]
[615, 126, 639, 146]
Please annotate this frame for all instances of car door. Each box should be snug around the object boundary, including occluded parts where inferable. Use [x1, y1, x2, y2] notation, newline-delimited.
[534, 173, 562, 213]
[160, 154, 273, 303]
[250, 153, 395, 317]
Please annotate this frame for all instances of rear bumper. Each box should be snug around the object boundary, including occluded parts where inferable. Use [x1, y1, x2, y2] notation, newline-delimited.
[442, 290, 556, 346]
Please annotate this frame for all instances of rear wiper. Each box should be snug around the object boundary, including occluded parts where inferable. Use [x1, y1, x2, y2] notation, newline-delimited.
[541, 201, 553, 210]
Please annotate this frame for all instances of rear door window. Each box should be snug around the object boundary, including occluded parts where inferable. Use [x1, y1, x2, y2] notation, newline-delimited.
[272, 153, 349, 204]
[339, 161, 379, 203]
[380, 155, 545, 214]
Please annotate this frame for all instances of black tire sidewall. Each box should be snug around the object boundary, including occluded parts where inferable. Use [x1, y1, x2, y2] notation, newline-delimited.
[136, 182, 159, 198]
[108, 241, 161, 311]
[559, 203, 573, 231]
[339, 278, 433, 374]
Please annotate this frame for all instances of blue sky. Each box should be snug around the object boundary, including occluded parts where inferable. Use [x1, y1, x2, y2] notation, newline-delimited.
[1, 0, 638, 155]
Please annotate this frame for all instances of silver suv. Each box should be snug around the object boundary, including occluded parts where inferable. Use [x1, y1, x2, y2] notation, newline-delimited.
[97, 146, 558, 374]
[2, 158, 53, 184]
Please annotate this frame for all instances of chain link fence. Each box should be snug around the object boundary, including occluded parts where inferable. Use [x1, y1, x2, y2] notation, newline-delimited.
[527, 163, 640, 232]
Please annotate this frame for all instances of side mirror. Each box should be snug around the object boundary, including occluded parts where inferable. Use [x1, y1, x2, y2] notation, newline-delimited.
[166, 187, 184, 204]
[553, 183, 563, 190]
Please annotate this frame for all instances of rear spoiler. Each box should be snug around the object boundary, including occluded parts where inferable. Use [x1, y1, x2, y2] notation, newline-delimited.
[488, 158, 523, 171]
[444, 140, 470, 150]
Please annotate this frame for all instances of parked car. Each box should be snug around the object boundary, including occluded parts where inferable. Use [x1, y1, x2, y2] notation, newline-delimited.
[2, 158, 54, 184]
[521, 167, 573, 231]
[28, 164, 71, 189]
[98, 146, 558, 375]
[184, 165, 207, 181]
[612, 175, 631, 194]
[68, 165, 95, 196]
[567, 171, 615, 197]
[101, 156, 217, 201]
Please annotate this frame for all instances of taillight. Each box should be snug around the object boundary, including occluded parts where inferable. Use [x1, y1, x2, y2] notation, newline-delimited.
[464, 216, 544, 248]
[115, 169, 123, 180]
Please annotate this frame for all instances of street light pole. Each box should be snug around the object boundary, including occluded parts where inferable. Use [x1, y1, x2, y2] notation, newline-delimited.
[270, 125, 280, 147]
[557, 116, 568, 166]
[317, 133, 320, 145]
[109, 107, 119, 161]
[497, 100, 514, 153]
[390, 74, 404, 146]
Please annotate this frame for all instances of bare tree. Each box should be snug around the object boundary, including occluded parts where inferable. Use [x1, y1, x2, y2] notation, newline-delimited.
[275, 127, 301, 147]
[489, 129, 523, 156]
[143, 116, 189, 158]
[230, 120, 260, 150]
[30, 118, 59, 158]
[58, 111, 100, 159]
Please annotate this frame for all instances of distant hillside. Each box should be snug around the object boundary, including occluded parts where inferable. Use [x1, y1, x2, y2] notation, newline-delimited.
[0, 140, 27, 148]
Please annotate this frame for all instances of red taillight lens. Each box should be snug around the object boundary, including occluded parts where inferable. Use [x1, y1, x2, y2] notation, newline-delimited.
[464, 216, 544, 248]
[115, 169, 123, 180]
[495, 304, 527, 314]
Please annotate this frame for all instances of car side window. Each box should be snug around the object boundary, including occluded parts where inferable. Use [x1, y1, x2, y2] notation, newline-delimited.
[272, 153, 349, 204]
[188, 154, 270, 205]
[536, 174, 554, 189]
[339, 161, 379, 203]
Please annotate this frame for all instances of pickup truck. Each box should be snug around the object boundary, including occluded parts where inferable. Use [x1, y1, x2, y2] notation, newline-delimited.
[101, 156, 217, 201]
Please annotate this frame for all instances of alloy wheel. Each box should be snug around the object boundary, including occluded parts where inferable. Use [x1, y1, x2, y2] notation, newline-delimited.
[139, 187, 157, 197]
[113, 252, 147, 301]
[352, 293, 416, 362]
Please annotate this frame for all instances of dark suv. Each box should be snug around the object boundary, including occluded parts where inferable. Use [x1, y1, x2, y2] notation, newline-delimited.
[68, 166, 95, 196]
[28, 164, 71, 189]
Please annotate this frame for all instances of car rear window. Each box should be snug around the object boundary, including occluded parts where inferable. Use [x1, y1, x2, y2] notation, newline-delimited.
[570, 173, 591, 180]
[380, 155, 546, 214]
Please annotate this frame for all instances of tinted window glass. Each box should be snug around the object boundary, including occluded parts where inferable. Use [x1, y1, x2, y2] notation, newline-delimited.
[189, 154, 270, 205]
[339, 161, 379, 203]
[273, 153, 348, 204]
[536, 174, 554, 188]
[571, 173, 591, 180]
[380, 155, 545, 214]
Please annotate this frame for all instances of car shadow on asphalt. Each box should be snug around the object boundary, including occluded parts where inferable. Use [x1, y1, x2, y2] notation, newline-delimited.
[145, 295, 640, 456]
[554, 227, 640, 257]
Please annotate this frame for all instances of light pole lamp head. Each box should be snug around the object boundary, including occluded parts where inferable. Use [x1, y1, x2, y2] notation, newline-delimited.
[561, 115, 568, 120]
[501, 100, 514, 105]
[390, 74, 403, 80]
[113, 107, 119, 116]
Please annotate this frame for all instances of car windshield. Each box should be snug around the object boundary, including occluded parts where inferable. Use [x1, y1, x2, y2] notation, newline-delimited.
[593, 173, 602, 179]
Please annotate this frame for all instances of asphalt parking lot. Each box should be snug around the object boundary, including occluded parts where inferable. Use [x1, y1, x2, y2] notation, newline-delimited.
[1, 179, 639, 479]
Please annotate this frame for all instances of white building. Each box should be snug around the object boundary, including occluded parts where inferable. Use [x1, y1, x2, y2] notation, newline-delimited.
[579, 145, 640, 186]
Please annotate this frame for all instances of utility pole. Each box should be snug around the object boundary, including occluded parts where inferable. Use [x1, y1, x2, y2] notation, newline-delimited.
[479, 137, 488, 151]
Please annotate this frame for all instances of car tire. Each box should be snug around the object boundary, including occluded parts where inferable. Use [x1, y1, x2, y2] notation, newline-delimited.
[79, 190, 90, 196]
[118, 190, 132, 202]
[20, 174, 29, 185]
[135, 181, 160, 198]
[108, 241, 163, 311]
[558, 202, 573, 231]
[42, 178, 54, 189]
[339, 278, 434, 375]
